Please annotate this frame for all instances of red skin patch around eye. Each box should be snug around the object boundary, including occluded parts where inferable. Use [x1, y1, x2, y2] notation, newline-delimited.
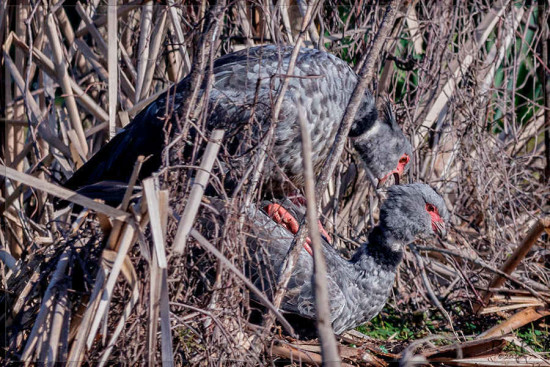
[396, 154, 410, 175]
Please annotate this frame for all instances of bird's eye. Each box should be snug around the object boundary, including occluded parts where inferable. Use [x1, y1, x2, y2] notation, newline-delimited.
[399, 154, 410, 164]
[426, 203, 436, 212]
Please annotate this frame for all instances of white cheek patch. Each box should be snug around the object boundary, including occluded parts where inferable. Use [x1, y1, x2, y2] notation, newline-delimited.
[390, 242, 401, 252]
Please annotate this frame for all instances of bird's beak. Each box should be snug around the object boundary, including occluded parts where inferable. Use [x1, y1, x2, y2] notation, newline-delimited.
[392, 172, 400, 185]
[376, 171, 401, 189]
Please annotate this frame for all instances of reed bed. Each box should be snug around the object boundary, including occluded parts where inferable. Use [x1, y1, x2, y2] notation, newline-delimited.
[1, 0, 549, 365]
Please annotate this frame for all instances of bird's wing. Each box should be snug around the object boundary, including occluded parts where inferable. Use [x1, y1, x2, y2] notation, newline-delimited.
[282, 269, 346, 323]
[244, 202, 344, 321]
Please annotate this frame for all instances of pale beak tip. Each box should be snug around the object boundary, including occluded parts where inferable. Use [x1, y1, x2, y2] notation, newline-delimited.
[393, 172, 400, 185]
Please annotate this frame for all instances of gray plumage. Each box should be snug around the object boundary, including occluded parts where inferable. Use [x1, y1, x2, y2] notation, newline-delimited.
[245, 183, 449, 334]
[64, 45, 412, 198]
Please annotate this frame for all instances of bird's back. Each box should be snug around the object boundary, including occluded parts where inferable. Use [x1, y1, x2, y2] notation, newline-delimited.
[63, 46, 363, 196]
[207, 46, 359, 191]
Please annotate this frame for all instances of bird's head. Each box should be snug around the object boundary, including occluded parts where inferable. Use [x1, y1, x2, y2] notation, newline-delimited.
[351, 99, 413, 188]
[379, 183, 449, 244]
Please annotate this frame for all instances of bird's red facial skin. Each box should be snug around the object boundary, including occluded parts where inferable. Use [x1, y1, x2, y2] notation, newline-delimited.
[378, 153, 410, 186]
[425, 203, 444, 234]
[396, 154, 410, 176]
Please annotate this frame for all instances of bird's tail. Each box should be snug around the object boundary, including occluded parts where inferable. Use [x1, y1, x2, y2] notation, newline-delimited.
[62, 129, 133, 192]
[58, 104, 167, 209]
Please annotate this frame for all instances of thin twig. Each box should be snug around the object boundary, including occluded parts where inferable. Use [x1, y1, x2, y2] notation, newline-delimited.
[298, 104, 341, 365]
[134, 1, 154, 103]
[143, 177, 168, 268]
[415, 245, 550, 304]
[411, 244, 457, 337]
[262, 0, 321, 332]
[475, 217, 550, 313]
[189, 228, 295, 336]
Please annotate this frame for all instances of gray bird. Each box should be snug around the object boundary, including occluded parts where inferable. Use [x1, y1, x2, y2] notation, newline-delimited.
[245, 183, 449, 335]
[63, 45, 412, 201]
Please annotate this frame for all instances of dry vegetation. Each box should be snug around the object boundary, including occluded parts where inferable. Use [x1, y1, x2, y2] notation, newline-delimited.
[1, 0, 549, 365]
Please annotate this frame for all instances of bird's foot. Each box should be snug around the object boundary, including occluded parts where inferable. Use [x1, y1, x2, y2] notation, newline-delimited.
[263, 203, 331, 256]
[264, 203, 314, 256]
[286, 195, 333, 244]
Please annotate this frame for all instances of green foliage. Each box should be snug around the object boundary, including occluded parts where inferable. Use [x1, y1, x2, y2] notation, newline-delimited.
[357, 306, 549, 355]
[513, 321, 550, 353]
[356, 307, 450, 342]
[177, 328, 206, 352]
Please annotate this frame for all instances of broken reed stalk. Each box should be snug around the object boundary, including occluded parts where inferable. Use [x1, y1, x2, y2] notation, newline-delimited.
[173, 129, 225, 253]
[297, 104, 341, 365]
[46, 287, 69, 365]
[167, 0, 191, 74]
[478, 306, 550, 339]
[67, 271, 107, 366]
[45, 13, 88, 157]
[85, 207, 150, 349]
[106, 156, 144, 249]
[107, 0, 118, 139]
[97, 251, 140, 367]
[158, 265, 174, 367]
[0, 164, 130, 221]
[134, 1, 153, 104]
[148, 233, 163, 367]
[156, 190, 174, 367]
[143, 177, 168, 268]
[140, 9, 167, 101]
[474, 216, 550, 313]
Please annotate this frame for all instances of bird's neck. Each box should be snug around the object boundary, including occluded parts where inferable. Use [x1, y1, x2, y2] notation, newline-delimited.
[349, 92, 377, 137]
[351, 226, 404, 271]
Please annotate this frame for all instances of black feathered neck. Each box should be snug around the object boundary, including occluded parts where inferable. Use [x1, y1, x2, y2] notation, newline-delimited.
[351, 226, 404, 271]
